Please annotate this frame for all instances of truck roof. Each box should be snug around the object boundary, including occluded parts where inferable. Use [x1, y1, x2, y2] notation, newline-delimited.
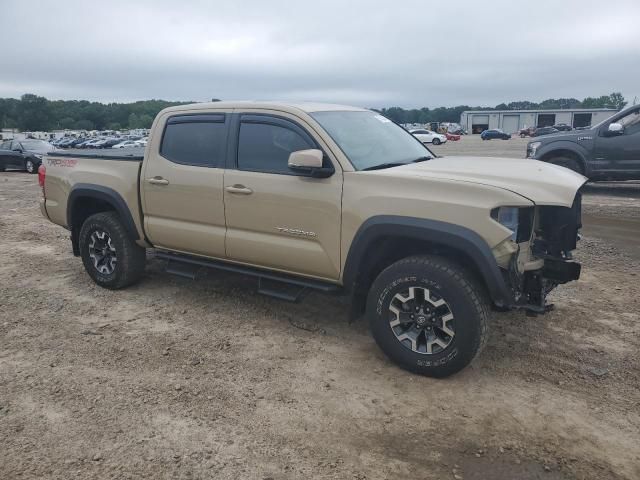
[160, 101, 369, 114]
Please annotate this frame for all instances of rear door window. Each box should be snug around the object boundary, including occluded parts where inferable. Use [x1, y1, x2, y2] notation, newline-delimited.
[160, 114, 227, 167]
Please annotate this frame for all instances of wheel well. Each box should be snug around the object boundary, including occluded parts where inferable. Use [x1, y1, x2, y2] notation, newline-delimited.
[349, 236, 487, 319]
[540, 149, 585, 173]
[69, 197, 116, 256]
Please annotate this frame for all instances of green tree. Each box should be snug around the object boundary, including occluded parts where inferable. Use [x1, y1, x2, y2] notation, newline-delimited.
[138, 114, 154, 128]
[128, 113, 140, 129]
[59, 117, 75, 129]
[18, 94, 51, 131]
[608, 92, 627, 110]
[74, 119, 95, 130]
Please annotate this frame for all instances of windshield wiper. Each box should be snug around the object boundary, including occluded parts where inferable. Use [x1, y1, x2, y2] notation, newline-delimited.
[361, 162, 408, 171]
[362, 156, 433, 171]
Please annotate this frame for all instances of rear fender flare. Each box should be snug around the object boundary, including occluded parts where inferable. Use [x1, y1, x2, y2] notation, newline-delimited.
[67, 184, 139, 252]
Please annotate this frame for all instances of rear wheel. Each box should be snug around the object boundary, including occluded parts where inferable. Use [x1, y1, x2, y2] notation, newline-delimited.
[432, 138, 441, 145]
[79, 212, 146, 289]
[367, 255, 489, 377]
[549, 156, 583, 174]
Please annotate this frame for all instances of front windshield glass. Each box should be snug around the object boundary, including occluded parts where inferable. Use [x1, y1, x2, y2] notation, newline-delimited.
[311, 111, 434, 170]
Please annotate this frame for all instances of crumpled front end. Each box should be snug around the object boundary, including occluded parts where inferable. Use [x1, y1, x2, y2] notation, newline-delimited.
[493, 189, 583, 314]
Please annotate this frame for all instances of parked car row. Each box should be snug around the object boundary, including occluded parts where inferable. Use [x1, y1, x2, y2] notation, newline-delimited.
[51, 135, 148, 149]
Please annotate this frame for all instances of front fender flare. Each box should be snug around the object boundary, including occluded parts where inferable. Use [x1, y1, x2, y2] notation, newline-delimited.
[343, 216, 512, 307]
[534, 141, 590, 173]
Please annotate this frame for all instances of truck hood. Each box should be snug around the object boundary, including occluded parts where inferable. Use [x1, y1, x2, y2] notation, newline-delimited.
[382, 156, 587, 207]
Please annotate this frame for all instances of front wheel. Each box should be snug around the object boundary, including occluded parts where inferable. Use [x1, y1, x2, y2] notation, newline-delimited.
[367, 255, 489, 377]
[79, 212, 146, 289]
[25, 159, 37, 174]
[432, 138, 441, 145]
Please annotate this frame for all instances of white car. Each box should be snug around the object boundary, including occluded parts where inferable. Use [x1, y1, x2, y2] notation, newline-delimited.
[134, 138, 148, 147]
[112, 140, 139, 149]
[409, 129, 447, 145]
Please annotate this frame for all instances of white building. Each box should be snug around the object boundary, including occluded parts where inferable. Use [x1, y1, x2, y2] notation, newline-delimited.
[460, 108, 618, 134]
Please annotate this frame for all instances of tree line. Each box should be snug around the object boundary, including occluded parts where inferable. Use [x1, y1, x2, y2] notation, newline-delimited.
[373, 92, 628, 125]
[0, 94, 191, 132]
[0, 92, 629, 132]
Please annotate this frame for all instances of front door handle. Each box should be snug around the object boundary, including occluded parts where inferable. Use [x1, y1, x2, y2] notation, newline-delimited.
[225, 184, 253, 195]
[147, 176, 169, 185]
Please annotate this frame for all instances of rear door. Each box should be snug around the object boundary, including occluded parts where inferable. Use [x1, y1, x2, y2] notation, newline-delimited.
[141, 110, 230, 258]
[223, 110, 343, 280]
[0, 140, 14, 169]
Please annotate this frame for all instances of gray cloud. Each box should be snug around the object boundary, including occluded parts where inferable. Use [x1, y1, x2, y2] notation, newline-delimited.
[1, 0, 639, 107]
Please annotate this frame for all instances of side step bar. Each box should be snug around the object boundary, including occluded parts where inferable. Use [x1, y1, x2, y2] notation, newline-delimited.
[154, 250, 342, 302]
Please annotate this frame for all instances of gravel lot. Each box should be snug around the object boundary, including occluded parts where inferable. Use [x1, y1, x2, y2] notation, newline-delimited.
[1, 142, 639, 479]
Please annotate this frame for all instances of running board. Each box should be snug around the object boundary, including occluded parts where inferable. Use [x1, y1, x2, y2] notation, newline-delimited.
[155, 250, 342, 301]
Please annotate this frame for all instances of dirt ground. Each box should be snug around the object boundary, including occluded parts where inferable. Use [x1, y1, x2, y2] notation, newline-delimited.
[1, 143, 639, 479]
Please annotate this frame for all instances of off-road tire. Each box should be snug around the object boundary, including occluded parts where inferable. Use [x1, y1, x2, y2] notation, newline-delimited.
[367, 255, 490, 378]
[79, 212, 146, 289]
[432, 138, 441, 145]
[549, 156, 583, 175]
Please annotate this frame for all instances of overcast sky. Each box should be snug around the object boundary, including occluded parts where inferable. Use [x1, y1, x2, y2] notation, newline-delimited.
[1, 0, 639, 108]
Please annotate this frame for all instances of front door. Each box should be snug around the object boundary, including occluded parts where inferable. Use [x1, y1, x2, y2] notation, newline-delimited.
[141, 111, 230, 258]
[223, 111, 343, 280]
[595, 106, 640, 174]
[6, 141, 23, 169]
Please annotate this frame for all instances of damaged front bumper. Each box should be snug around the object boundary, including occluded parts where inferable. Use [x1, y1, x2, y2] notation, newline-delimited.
[500, 191, 583, 314]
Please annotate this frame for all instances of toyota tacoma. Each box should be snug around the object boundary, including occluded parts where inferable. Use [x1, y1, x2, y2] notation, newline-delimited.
[40, 101, 585, 377]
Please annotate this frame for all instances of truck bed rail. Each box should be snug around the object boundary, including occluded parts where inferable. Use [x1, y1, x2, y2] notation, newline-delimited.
[47, 148, 144, 161]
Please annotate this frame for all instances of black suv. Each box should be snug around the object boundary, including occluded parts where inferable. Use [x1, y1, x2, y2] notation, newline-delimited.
[527, 105, 640, 181]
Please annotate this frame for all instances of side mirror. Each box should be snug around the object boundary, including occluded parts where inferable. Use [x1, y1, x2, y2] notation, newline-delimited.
[288, 149, 334, 178]
[13, 147, 23, 153]
[605, 122, 624, 136]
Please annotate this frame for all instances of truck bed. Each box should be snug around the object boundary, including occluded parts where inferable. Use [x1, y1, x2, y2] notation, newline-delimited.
[42, 148, 146, 240]
[49, 147, 144, 161]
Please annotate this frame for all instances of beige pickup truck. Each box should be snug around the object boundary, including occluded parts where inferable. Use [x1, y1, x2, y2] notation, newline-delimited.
[40, 101, 586, 377]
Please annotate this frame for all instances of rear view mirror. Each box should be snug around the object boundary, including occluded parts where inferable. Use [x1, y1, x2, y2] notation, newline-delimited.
[605, 122, 624, 136]
[288, 149, 334, 178]
[288, 149, 323, 169]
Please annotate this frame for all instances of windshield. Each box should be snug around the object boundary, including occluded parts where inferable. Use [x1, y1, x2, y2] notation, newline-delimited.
[311, 111, 434, 170]
[20, 140, 55, 152]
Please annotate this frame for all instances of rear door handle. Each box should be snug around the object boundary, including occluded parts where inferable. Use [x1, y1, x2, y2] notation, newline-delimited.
[147, 177, 169, 185]
[225, 184, 253, 195]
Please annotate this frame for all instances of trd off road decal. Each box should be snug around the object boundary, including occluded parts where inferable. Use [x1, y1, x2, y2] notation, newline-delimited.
[47, 158, 78, 168]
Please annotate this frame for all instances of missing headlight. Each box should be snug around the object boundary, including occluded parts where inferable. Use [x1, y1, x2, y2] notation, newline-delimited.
[491, 207, 534, 242]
